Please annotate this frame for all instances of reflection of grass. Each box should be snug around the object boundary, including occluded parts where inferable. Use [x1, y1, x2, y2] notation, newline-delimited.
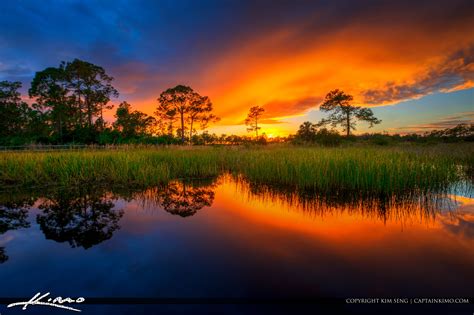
[0, 144, 472, 194]
[231, 175, 459, 225]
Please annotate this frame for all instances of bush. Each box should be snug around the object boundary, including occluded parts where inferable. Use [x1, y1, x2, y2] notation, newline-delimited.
[369, 134, 391, 146]
[292, 126, 342, 147]
[315, 128, 342, 146]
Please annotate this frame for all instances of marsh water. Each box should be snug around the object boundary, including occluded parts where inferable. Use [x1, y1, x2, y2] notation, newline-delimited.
[0, 175, 473, 314]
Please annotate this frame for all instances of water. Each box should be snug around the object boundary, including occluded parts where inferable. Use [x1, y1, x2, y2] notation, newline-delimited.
[0, 175, 473, 314]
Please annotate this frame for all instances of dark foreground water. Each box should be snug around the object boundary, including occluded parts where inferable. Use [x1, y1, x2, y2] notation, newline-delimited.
[0, 175, 473, 315]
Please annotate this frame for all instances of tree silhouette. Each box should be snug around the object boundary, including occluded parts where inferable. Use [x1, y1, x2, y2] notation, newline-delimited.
[0, 81, 37, 143]
[296, 121, 318, 142]
[30, 59, 118, 143]
[37, 188, 123, 249]
[188, 95, 219, 141]
[113, 101, 156, 139]
[29, 66, 72, 142]
[156, 85, 218, 144]
[156, 85, 193, 143]
[64, 59, 119, 130]
[245, 106, 265, 138]
[317, 89, 381, 136]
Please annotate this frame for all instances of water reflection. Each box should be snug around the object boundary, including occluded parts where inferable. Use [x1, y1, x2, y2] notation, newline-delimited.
[0, 175, 472, 265]
[0, 176, 473, 307]
[37, 186, 124, 249]
[0, 193, 33, 263]
[0, 178, 218, 262]
[237, 178, 462, 225]
[438, 195, 474, 240]
[132, 178, 217, 217]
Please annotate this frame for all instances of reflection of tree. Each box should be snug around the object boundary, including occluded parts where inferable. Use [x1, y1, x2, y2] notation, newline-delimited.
[137, 180, 216, 217]
[0, 247, 7, 264]
[161, 182, 215, 217]
[37, 187, 123, 249]
[0, 194, 33, 264]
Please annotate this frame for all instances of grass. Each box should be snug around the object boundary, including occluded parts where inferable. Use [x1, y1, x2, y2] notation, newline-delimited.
[0, 143, 472, 194]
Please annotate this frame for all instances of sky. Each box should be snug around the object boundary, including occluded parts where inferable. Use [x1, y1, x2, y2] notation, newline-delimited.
[0, 0, 473, 136]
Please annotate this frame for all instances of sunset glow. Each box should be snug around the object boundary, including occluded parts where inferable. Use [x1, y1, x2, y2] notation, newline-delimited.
[1, 0, 473, 136]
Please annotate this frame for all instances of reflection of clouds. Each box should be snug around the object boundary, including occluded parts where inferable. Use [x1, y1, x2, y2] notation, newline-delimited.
[433, 196, 464, 214]
[439, 195, 474, 240]
[0, 234, 14, 247]
[0, 198, 32, 264]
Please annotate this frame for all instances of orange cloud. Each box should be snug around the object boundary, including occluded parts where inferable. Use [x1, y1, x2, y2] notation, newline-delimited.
[189, 5, 474, 133]
[101, 1, 474, 136]
[363, 45, 474, 105]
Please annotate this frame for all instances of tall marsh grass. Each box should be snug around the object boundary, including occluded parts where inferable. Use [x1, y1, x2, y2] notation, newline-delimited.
[0, 144, 472, 194]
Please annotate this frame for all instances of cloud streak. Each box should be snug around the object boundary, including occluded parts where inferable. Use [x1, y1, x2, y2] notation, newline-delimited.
[363, 45, 474, 105]
[393, 111, 474, 132]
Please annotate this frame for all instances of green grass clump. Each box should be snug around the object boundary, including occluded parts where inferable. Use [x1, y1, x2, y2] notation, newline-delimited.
[0, 147, 224, 187]
[0, 144, 471, 194]
[226, 146, 465, 193]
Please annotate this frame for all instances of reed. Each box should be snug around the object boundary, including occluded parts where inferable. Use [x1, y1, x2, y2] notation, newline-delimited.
[0, 144, 471, 194]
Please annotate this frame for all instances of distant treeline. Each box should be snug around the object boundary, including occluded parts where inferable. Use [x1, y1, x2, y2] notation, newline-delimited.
[290, 122, 474, 146]
[0, 58, 472, 146]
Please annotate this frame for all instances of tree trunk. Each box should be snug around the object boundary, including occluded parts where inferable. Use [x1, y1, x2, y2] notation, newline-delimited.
[78, 92, 83, 128]
[346, 113, 350, 137]
[58, 115, 63, 143]
[168, 121, 173, 136]
[86, 97, 93, 128]
[180, 110, 185, 144]
[100, 107, 104, 131]
[189, 118, 194, 145]
[255, 118, 258, 138]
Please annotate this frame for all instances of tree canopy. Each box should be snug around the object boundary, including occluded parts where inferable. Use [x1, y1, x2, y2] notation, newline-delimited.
[245, 105, 265, 138]
[317, 89, 381, 136]
[113, 101, 156, 139]
[156, 85, 218, 143]
[29, 59, 118, 143]
[0, 81, 39, 144]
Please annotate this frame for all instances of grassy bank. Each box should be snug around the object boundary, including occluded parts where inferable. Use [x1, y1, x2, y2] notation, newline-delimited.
[0, 144, 472, 194]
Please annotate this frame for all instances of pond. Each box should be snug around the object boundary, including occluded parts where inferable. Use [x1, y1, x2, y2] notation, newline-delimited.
[0, 175, 473, 314]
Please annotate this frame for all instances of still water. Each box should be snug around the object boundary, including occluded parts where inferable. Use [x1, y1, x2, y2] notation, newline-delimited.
[0, 175, 473, 314]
